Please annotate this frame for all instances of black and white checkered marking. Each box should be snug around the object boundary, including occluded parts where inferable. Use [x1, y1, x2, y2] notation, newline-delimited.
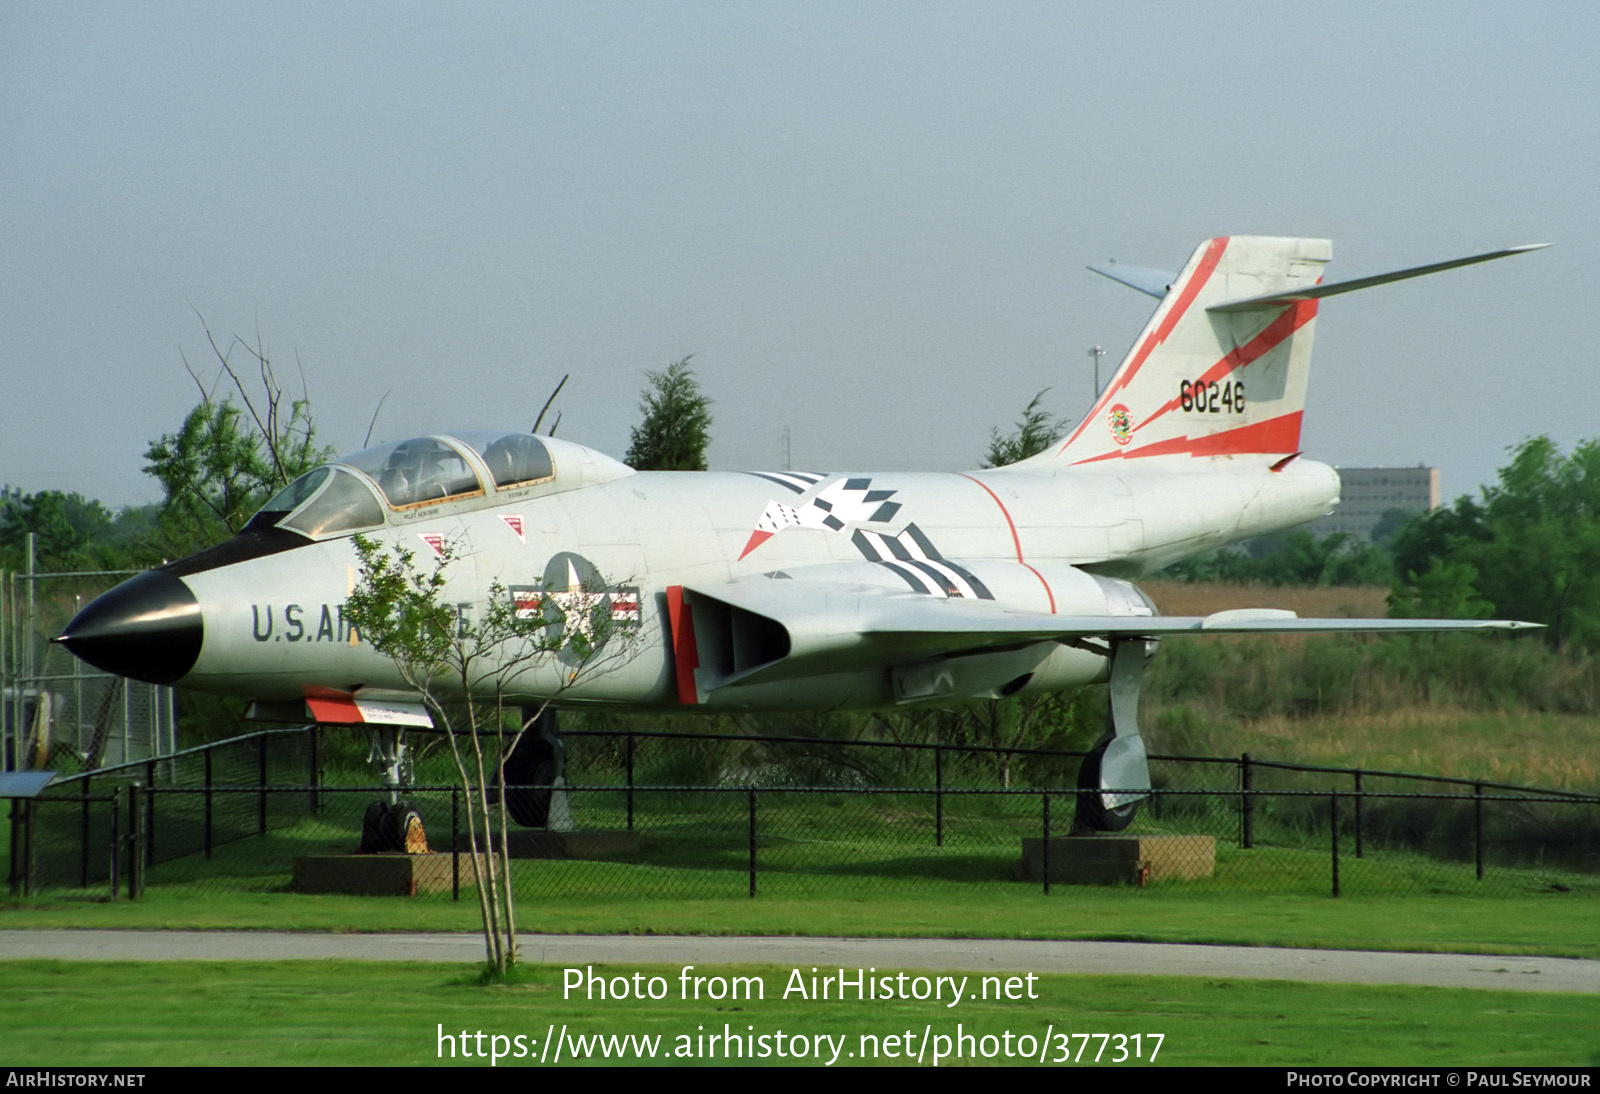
[743, 474, 993, 600]
[744, 471, 826, 495]
[851, 526, 993, 600]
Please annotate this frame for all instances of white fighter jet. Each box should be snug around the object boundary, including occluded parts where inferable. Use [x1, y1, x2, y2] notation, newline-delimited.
[57, 236, 1543, 831]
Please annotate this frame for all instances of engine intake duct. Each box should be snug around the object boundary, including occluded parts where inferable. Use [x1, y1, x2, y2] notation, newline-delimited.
[687, 594, 792, 691]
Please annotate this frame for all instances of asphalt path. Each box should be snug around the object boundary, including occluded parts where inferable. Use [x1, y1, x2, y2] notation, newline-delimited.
[2, 931, 1596, 993]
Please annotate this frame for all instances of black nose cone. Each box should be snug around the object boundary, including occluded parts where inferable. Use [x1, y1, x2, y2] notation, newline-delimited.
[55, 570, 202, 685]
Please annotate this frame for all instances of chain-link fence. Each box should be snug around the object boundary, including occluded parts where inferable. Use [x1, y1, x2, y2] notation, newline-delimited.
[10, 724, 1595, 901]
[7, 727, 317, 895]
[3, 555, 178, 773]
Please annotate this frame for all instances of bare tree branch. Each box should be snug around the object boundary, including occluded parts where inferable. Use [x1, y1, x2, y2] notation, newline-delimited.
[365, 389, 391, 448]
[531, 374, 569, 435]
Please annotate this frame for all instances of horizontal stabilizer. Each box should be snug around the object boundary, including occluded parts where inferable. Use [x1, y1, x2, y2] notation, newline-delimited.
[1207, 244, 1548, 313]
[1088, 261, 1177, 299]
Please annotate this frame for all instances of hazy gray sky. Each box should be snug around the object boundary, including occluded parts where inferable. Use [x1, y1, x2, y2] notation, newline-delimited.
[4, 2, 1594, 508]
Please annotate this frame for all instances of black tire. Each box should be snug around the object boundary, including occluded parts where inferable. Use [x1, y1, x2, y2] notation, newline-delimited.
[500, 737, 558, 829]
[1072, 747, 1139, 834]
[389, 801, 428, 853]
[359, 799, 391, 852]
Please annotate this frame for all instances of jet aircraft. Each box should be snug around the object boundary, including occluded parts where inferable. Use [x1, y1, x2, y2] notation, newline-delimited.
[57, 236, 1543, 834]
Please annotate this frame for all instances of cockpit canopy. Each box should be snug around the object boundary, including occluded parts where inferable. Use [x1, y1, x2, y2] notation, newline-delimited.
[246, 431, 627, 540]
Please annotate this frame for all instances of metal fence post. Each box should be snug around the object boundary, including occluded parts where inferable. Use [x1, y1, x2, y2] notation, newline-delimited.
[1353, 769, 1364, 859]
[1474, 783, 1484, 881]
[144, 761, 157, 867]
[80, 777, 91, 888]
[1329, 792, 1340, 898]
[451, 788, 460, 902]
[204, 750, 213, 860]
[1240, 752, 1253, 849]
[625, 732, 634, 832]
[23, 798, 35, 898]
[7, 798, 20, 896]
[1042, 792, 1051, 897]
[257, 734, 269, 835]
[129, 784, 143, 900]
[108, 787, 120, 903]
[748, 790, 757, 898]
[12, 798, 35, 898]
[309, 725, 320, 813]
[935, 746, 944, 847]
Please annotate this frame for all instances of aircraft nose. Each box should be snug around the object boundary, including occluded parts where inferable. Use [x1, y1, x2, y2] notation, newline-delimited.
[54, 570, 203, 685]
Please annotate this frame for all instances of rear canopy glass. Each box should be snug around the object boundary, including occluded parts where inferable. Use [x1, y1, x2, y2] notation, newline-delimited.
[453, 431, 555, 489]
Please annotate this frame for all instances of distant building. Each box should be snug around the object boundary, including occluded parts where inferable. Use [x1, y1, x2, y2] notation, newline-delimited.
[1309, 466, 1439, 543]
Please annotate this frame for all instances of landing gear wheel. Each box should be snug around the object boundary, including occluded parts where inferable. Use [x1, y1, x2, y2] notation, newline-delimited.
[500, 737, 558, 829]
[359, 799, 391, 852]
[1072, 747, 1139, 834]
[360, 799, 427, 851]
[390, 802, 428, 853]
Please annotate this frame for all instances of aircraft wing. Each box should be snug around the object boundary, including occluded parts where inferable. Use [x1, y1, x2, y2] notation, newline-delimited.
[677, 577, 1538, 698]
[867, 605, 1537, 640]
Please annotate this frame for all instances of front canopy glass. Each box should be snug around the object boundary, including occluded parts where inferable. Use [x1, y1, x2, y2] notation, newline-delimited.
[246, 431, 558, 539]
[280, 468, 387, 538]
[342, 436, 484, 509]
[248, 465, 386, 539]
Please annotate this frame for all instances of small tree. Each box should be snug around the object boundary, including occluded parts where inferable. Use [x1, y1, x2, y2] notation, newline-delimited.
[0, 491, 118, 571]
[344, 535, 627, 977]
[1391, 436, 1600, 650]
[143, 318, 331, 559]
[624, 357, 713, 470]
[982, 389, 1069, 468]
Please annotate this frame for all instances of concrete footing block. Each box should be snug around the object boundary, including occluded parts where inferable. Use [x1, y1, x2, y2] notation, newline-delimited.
[1019, 835, 1215, 885]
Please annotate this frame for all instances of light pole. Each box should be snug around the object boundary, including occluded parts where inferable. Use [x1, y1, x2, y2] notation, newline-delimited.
[1089, 345, 1106, 399]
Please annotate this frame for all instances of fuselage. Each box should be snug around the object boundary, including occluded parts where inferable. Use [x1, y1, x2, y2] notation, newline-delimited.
[59, 235, 1546, 719]
[60, 432, 1337, 713]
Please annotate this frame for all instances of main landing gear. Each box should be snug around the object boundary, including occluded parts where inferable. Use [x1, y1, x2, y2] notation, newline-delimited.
[1072, 637, 1153, 835]
[497, 707, 567, 829]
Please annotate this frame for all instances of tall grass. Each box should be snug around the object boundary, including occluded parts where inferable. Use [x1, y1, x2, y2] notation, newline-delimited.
[1143, 634, 1599, 791]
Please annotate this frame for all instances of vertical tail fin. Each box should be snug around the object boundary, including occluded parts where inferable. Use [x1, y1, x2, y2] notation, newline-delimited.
[1039, 235, 1330, 467]
[1025, 236, 1545, 468]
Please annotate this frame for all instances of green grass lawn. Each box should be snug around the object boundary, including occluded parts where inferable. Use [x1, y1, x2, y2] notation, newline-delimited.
[1, 960, 1595, 1067]
[8, 782, 1597, 957]
[7, 784, 1598, 1068]
[5, 888, 1597, 959]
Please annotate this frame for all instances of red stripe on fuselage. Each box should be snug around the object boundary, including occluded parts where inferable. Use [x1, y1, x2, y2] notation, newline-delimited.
[1130, 297, 1318, 439]
[956, 473, 1056, 614]
[1069, 410, 1304, 464]
[1055, 237, 1230, 456]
